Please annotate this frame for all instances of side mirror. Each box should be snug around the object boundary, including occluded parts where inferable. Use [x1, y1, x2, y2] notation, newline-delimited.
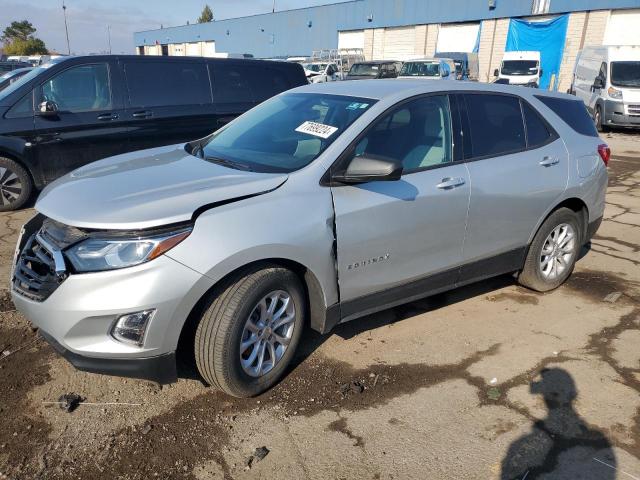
[38, 100, 59, 116]
[333, 155, 403, 184]
[539, 68, 544, 76]
[493, 68, 499, 77]
[593, 76, 604, 89]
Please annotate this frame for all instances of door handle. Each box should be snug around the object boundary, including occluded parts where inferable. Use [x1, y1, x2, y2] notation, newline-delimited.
[436, 177, 466, 190]
[97, 113, 119, 121]
[539, 156, 560, 167]
[132, 111, 153, 119]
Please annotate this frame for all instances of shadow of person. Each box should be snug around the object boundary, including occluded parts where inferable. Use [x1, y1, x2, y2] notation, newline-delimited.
[501, 368, 616, 479]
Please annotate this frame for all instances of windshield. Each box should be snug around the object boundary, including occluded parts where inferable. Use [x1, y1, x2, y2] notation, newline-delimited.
[348, 63, 379, 76]
[302, 63, 327, 73]
[400, 62, 440, 77]
[0, 64, 47, 102]
[501, 60, 538, 76]
[198, 93, 375, 173]
[611, 61, 640, 88]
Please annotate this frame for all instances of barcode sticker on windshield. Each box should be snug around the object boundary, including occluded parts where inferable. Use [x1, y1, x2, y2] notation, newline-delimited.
[295, 121, 338, 139]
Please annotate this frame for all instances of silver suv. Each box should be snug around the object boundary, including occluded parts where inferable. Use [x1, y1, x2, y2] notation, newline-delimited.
[11, 81, 609, 397]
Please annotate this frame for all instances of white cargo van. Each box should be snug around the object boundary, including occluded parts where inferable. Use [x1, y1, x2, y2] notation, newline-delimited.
[572, 45, 640, 131]
[494, 51, 541, 87]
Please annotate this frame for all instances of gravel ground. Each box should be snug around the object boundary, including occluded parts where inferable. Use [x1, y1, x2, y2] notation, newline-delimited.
[0, 131, 638, 480]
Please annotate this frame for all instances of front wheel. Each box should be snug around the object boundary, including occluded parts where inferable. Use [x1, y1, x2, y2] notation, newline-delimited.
[195, 266, 305, 397]
[0, 157, 32, 212]
[518, 208, 582, 292]
[594, 105, 608, 133]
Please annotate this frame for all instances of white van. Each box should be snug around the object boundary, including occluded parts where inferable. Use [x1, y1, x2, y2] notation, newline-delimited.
[572, 45, 640, 131]
[494, 51, 541, 88]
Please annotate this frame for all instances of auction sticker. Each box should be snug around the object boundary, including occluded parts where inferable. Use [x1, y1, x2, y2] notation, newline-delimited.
[295, 121, 338, 139]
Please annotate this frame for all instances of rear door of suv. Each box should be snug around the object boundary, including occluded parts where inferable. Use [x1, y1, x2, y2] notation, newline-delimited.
[457, 92, 568, 282]
[123, 57, 216, 151]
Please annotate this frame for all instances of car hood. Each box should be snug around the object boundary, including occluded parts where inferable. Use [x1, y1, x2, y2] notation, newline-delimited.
[36, 144, 288, 230]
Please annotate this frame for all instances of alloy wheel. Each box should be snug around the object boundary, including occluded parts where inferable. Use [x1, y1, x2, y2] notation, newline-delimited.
[239, 290, 296, 377]
[539, 223, 577, 280]
[0, 166, 22, 206]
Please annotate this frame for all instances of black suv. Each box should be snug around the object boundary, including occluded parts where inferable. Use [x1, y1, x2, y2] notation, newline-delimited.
[0, 55, 307, 210]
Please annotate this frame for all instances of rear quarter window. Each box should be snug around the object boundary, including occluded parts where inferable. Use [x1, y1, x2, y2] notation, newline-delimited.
[534, 95, 598, 137]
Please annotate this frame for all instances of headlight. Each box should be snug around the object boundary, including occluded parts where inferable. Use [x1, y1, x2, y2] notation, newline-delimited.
[607, 86, 623, 100]
[65, 227, 191, 272]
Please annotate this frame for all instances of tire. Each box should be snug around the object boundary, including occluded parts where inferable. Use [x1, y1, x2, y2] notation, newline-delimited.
[518, 208, 582, 293]
[0, 157, 32, 212]
[195, 265, 305, 397]
[594, 105, 608, 133]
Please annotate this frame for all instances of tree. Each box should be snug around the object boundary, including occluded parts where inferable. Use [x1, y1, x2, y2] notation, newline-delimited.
[1, 20, 48, 55]
[1, 20, 36, 43]
[197, 5, 214, 23]
[4, 38, 48, 55]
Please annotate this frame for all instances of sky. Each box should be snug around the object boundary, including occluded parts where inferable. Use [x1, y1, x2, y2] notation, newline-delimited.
[0, 0, 351, 55]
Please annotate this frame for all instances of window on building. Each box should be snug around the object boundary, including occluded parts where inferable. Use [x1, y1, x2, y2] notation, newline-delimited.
[531, 0, 550, 15]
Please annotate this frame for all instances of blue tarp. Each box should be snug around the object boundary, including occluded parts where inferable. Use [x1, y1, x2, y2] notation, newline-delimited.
[505, 15, 569, 90]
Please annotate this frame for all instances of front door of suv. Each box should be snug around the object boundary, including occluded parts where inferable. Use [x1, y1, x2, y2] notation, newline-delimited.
[32, 60, 130, 182]
[331, 95, 470, 318]
[458, 93, 568, 281]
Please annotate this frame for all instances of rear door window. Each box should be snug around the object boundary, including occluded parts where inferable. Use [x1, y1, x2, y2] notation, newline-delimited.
[463, 93, 526, 159]
[535, 95, 598, 137]
[522, 101, 554, 148]
[211, 64, 254, 104]
[124, 61, 211, 107]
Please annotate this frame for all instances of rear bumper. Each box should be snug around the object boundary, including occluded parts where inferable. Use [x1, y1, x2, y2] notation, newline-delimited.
[603, 100, 640, 128]
[40, 329, 177, 384]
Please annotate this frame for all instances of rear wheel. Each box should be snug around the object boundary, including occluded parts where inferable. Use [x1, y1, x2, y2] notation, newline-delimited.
[518, 208, 582, 292]
[194, 266, 305, 397]
[0, 157, 32, 212]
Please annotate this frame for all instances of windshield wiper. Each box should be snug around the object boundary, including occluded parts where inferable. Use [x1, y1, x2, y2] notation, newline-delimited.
[205, 156, 253, 171]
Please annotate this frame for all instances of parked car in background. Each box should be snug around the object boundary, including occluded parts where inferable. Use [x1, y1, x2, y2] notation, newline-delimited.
[398, 58, 456, 80]
[0, 68, 32, 92]
[11, 80, 607, 397]
[345, 60, 402, 80]
[572, 45, 640, 132]
[435, 52, 479, 80]
[494, 51, 542, 88]
[0, 55, 307, 211]
[0, 61, 31, 74]
[301, 61, 341, 83]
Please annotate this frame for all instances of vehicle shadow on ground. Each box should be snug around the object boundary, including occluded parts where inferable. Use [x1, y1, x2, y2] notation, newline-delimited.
[500, 368, 616, 479]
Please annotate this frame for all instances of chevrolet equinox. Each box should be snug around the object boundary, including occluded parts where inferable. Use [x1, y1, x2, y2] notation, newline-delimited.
[11, 81, 608, 397]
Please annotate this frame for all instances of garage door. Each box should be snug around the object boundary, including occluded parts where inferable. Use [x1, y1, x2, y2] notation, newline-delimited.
[202, 41, 216, 57]
[186, 43, 201, 56]
[436, 23, 480, 53]
[382, 26, 415, 60]
[604, 9, 640, 45]
[338, 30, 364, 50]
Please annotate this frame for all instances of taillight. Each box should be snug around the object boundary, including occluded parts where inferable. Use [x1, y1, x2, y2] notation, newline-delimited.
[597, 144, 610, 167]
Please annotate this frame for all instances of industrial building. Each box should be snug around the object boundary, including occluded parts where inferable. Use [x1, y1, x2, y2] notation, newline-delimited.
[133, 0, 640, 92]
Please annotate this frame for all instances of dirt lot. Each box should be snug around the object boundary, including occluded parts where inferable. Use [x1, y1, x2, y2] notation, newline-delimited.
[0, 132, 638, 480]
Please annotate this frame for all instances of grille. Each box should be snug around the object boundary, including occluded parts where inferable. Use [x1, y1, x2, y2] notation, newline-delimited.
[13, 233, 67, 301]
[627, 104, 640, 116]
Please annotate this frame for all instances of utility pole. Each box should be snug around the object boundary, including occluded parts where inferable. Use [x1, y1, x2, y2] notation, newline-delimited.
[62, 0, 70, 55]
[107, 24, 112, 54]
[272, 0, 276, 13]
